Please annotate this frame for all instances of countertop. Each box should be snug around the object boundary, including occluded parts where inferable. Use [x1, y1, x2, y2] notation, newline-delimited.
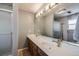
[27, 34, 79, 56]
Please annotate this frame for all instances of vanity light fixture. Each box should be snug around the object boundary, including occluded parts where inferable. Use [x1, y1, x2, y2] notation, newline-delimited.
[45, 4, 49, 11]
[56, 8, 66, 14]
[36, 12, 40, 18]
[49, 3, 56, 8]
[36, 3, 59, 18]
[36, 14, 38, 18]
[39, 13, 41, 16]
[40, 10, 43, 14]
[36, 10, 43, 18]
[57, 10, 65, 14]
[35, 14, 38, 18]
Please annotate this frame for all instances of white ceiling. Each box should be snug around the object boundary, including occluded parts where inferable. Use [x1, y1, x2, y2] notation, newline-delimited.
[18, 3, 46, 13]
[17, 3, 79, 17]
[55, 3, 79, 18]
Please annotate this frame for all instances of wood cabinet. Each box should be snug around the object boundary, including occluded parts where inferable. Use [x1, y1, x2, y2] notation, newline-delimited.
[28, 38, 47, 56]
[32, 42, 38, 56]
[28, 38, 33, 55]
[38, 48, 47, 56]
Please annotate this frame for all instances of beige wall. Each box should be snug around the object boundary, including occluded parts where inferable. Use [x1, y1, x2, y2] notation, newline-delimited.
[18, 9, 34, 49]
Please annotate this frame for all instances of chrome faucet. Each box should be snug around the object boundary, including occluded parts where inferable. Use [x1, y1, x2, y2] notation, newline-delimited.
[56, 23, 64, 47]
[56, 39, 63, 47]
[52, 38, 63, 47]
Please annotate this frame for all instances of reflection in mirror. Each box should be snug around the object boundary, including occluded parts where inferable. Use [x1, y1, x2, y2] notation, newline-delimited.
[35, 3, 79, 44]
[54, 13, 78, 44]
[53, 3, 79, 44]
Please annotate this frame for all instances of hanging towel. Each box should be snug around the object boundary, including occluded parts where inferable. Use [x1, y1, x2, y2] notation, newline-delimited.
[73, 15, 79, 42]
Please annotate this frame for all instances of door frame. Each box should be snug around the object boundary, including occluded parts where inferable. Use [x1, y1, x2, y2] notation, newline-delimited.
[11, 4, 19, 56]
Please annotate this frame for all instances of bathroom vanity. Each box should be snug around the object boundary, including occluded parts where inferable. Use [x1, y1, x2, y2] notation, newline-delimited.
[28, 39, 47, 56]
[27, 34, 79, 56]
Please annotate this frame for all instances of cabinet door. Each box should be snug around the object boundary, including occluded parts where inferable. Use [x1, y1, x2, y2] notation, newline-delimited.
[28, 39, 38, 56]
[32, 43, 38, 56]
[28, 38, 47, 56]
[28, 39, 33, 55]
[38, 48, 47, 56]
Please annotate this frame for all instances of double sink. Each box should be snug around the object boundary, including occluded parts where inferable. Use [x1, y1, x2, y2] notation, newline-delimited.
[28, 34, 79, 56]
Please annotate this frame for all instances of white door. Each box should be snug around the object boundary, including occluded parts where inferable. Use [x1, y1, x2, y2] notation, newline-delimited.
[0, 10, 12, 55]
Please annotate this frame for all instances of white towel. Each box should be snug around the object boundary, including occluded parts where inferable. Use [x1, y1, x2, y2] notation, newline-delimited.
[73, 16, 79, 41]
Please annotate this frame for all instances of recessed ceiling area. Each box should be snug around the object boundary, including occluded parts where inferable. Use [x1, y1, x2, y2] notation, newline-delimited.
[55, 3, 79, 18]
[17, 3, 46, 13]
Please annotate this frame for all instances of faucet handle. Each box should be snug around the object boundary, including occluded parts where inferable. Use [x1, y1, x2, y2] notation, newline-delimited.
[57, 39, 61, 47]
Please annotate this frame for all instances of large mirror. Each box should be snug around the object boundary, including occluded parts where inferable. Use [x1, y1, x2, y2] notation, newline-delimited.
[35, 3, 79, 44]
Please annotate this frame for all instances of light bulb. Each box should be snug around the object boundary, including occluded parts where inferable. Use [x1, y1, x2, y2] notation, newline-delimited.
[50, 3, 55, 8]
[45, 5, 49, 11]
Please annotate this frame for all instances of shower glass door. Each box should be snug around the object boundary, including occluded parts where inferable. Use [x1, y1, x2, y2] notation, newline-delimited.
[0, 10, 12, 55]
